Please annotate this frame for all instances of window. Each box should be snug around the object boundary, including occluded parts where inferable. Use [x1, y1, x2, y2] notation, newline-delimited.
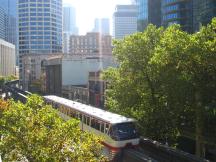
[105, 123, 110, 134]
[91, 118, 100, 130]
[83, 115, 90, 125]
[100, 123, 105, 133]
[109, 122, 139, 141]
[69, 109, 76, 118]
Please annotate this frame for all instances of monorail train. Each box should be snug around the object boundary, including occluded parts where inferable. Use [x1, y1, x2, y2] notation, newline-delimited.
[44, 95, 140, 157]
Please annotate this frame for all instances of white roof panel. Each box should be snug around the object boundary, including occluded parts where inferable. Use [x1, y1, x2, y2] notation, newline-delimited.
[44, 95, 135, 124]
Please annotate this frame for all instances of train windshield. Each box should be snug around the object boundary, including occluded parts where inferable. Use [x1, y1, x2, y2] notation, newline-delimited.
[110, 122, 139, 141]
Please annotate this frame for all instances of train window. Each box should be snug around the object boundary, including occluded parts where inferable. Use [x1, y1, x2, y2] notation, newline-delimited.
[80, 114, 83, 121]
[105, 123, 110, 134]
[83, 115, 87, 124]
[109, 122, 139, 141]
[91, 118, 100, 130]
[86, 116, 90, 125]
[67, 107, 70, 116]
[100, 123, 105, 133]
[59, 106, 64, 112]
[63, 107, 67, 114]
[83, 115, 90, 125]
[76, 113, 79, 120]
[70, 110, 76, 118]
[75, 113, 82, 121]
[65, 107, 68, 115]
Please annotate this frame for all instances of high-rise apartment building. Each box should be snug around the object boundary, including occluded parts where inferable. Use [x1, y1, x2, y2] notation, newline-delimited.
[136, 0, 161, 31]
[69, 32, 112, 56]
[162, 0, 193, 33]
[113, 5, 138, 39]
[63, 5, 78, 53]
[193, 0, 216, 32]
[92, 18, 110, 35]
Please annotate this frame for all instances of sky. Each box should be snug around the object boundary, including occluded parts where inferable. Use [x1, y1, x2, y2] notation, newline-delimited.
[63, 0, 132, 35]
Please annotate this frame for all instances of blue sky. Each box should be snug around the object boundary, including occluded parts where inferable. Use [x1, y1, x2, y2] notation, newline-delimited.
[63, 0, 132, 35]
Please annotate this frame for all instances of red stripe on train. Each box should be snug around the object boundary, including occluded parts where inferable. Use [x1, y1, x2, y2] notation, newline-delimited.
[101, 141, 139, 152]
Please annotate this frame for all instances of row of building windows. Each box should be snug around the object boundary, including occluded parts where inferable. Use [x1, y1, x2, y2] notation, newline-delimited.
[19, 17, 61, 23]
[19, 27, 61, 32]
[19, 0, 50, 3]
[19, 3, 50, 8]
[163, 0, 178, 5]
[19, 3, 61, 9]
[20, 35, 56, 39]
[19, 45, 61, 49]
[19, 22, 61, 28]
[20, 36, 61, 40]
[19, 13, 62, 17]
[19, 8, 50, 12]
[163, 13, 178, 20]
[164, 4, 179, 12]
[19, 13, 61, 22]
[19, 22, 61, 27]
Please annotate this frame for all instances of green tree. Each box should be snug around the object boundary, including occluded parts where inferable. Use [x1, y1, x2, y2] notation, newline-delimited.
[103, 19, 216, 158]
[0, 95, 106, 162]
[152, 19, 216, 157]
[103, 25, 179, 143]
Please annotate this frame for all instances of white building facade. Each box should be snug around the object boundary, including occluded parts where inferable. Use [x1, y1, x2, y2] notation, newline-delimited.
[0, 39, 15, 76]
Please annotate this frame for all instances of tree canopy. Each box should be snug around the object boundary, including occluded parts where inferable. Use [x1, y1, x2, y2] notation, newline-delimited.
[0, 95, 107, 162]
[103, 18, 216, 157]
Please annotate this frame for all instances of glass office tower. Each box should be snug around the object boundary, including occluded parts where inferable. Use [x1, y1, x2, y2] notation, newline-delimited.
[18, 0, 62, 55]
[162, 0, 193, 33]
[193, 0, 216, 32]
[0, 0, 17, 45]
[63, 5, 78, 53]
[136, 0, 161, 32]
[63, 5, 78, 35]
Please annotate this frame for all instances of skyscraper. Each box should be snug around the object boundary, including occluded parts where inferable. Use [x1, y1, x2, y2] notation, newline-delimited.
[63, 5, 78, 35]
[193, 0, 216, 32]
[92, 18, 110, 35]
[161, 0, 193, 33]
[0, 7, 7, 41]
[63, 5, 78, 53]
[113, 5, 138, 39]
[136, 0, 161, 32]
[0, 0, 17, 45]
[18, 0, 62, 89]
[18, 0, 62, 55]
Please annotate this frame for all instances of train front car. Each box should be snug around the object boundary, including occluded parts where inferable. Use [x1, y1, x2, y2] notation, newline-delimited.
[102, 117, 140, 159]
[108, 122, 139, 147]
